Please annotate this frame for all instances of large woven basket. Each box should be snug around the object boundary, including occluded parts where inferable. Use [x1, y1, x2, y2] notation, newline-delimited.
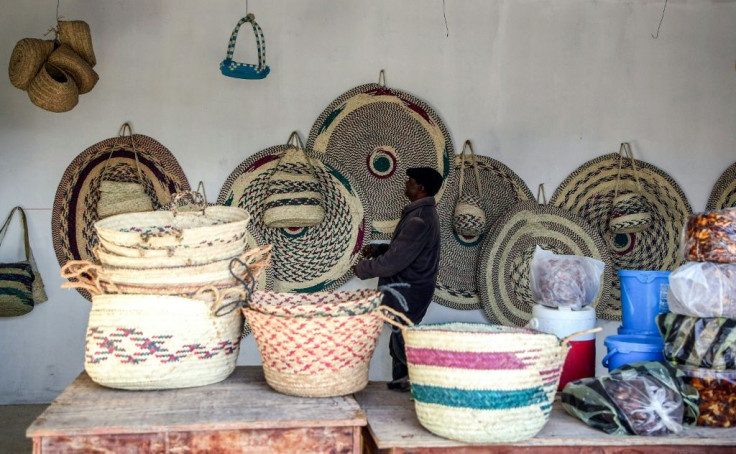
[384, 319, 597, 443]
[243, 290, 385, 397]
[83, 289, 243, 390]
[94, 205, 250, 255]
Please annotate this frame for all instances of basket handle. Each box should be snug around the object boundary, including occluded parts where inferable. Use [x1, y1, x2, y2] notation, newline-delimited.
[612, 142, 644, 199]
[224, 13, 267, 72]
[59, 260, 105, 296]
[560, 326, 602, 349]
[378, 305, 414, 332]
[100, 122, 146, 184]
[457, 140, 482, 198]
[170, 181, 208, 217]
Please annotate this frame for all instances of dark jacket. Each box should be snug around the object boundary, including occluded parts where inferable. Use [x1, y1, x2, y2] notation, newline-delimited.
[356, 196, 440, 322]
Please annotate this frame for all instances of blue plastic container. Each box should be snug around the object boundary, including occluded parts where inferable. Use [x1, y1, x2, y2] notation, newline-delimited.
[602, 334, 664, 371]
[618, 270, 671, 336]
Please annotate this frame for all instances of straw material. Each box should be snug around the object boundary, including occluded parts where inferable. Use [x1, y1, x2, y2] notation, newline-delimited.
[453, 141, 486, 237]
[435, 154, 533, 310]
[84, 292, 242, 390]
[402, 323, 569, 443]
[8, 38, 55, 90]
[706, 161, 736, 211]
[218, 149, 371, 292]
[306, 82, 452, 240]
[47, 43, 98, 94]
[97, 181, 153, 219]
[58, 20, 96, 67]
[550, 152, 692, 309]
[27, 63, 79, 113]
[248, 289, 382, 317]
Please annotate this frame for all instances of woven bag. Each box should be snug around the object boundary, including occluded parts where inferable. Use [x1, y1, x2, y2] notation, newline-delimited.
[27, 62, 79, 113]
[243, 290, 386, 397]
[263, 132, 325, 228]
[453, 140, 486, 236]
[58, 20, 96, 67]
[383, 313, 600, 443]
[97, 123, 154, 219]
[47, 43, 98, 94]
[83, 287, 243, 390]
[609, 143, 652, 234]
[8, 38, 55, 90]
[220, 13, 270, 80]
[0, 207, 48, 317]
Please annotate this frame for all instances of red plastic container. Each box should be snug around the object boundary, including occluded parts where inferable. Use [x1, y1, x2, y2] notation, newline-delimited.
[559, 339, 596, 390]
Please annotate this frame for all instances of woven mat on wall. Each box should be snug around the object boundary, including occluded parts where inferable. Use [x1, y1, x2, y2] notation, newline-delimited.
[52, 134, 190, 299]
[706, 161, 736, 211]
[306, 83, 452, 240]
[477, 201, 614, 326]
[550, 153, 692, 312]
[218, 147, 371, 292]
[435, 154, 534, 310]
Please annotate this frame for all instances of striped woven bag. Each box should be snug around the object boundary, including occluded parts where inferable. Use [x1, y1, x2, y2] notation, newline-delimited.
[609, 143, 652, 234]
[452, 140, 486, 236]
[263, 132, 325, 228]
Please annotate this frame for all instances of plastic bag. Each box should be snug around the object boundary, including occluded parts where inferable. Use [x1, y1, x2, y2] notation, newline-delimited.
[678, 365, 736, 427]
[667, 261, 736, 319]
[561, 361, 699, 436]
[529, 246, 605, 310]
[657, 312, 736, 370]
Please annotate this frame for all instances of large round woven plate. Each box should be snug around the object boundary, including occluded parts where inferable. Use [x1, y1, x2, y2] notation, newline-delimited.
[52, 134, 190, 299]
[477, 201, 614, 326]
[218, 147, 371, 292]
[307, 83, 452, 240]
[550, 153, 692, 311]
[434, 154, 534, 310]
[706, 161, 736, 210]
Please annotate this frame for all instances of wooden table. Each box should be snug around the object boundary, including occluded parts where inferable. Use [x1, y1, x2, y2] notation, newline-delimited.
[27, 367, 366, 453]
[355, 382, 736, 454]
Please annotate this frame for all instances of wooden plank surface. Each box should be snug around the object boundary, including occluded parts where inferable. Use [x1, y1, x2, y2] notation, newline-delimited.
[27, 367, 366, 438]
[354, 382, 736, 450]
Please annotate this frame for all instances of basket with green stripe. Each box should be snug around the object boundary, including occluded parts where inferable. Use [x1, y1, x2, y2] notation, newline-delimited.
[382, 316, 598, 443]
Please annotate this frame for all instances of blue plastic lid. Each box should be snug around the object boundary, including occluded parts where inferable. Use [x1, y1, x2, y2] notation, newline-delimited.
[618, 325, 660, 337]
[604, 334, 663, 353]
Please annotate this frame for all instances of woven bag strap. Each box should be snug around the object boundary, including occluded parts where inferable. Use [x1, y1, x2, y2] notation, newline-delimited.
[225, 14, 267, 71]
[457, 140, 482, 197]
[100, 122, 145, 184]
[0, 207, 34, 266]
[536, 183, 547, 205]
[613, 142, 644, 199]
[378, 305, 414, 334]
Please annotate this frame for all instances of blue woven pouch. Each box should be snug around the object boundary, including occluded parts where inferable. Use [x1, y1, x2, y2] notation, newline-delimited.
[220, 13, 270, 80]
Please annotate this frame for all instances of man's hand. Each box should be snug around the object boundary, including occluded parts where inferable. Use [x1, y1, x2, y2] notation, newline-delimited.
[361, 244, 373, 258]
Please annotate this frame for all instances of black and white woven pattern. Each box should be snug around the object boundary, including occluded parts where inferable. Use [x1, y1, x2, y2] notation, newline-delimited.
[706, 161, 736, 211]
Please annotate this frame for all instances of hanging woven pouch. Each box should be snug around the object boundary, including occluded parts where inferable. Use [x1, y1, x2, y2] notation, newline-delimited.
[453, 140, 486, 236]
[47, 43, 98, 94]
[263, 132, 325, 228]
[609, 143, 652, 234]
[58, 20, 96, 67]
[220, 13, 270, 80]
[27, 62, 79, 113]
[8, 38, 55, 90]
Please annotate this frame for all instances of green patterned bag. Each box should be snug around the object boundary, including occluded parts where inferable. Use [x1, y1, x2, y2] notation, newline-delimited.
[657, 312, 736, 370]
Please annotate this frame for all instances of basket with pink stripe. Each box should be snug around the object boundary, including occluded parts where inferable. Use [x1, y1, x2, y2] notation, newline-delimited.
[382, 316, 598, 443]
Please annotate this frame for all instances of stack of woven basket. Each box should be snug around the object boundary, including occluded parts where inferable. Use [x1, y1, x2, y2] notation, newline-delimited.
[8, 20, 98, 112]
[60, 203, 272, 390]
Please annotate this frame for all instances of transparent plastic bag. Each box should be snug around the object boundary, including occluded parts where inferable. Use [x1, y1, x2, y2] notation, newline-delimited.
[561, 361, 699, 436]
[657, 312, 736, 370]
[529, 246, 605, 310]
[681, 208, 736, 263]
[667, 261, 736, 319]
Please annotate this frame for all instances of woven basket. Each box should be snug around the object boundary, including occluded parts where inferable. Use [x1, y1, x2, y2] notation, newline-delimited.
[248, 289, 381, 317]
[244, 291, 386, 397]
[8, 38, 55, 90]
[94, 243, 245, 269]
[27, 62, 79, 113]
[453, 140, 486, 236]
[47, 43, 98, 94]
[383, 316, 599, 443]
[95, 205, 250, 254]
[58, 20, 96, 67]
[84, 288, 242, 390]
[609, 143, 652, 234]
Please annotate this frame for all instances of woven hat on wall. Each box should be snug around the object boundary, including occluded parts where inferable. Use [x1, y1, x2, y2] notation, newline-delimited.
[8, 38, 55, 90]
[477, 199, 614, 326]
[27, 62, 78, 113]
[306, 71, 452, 240]
[52, 129, 190, 300]
[550, 152, 692, 309]
[58, 20, 96, 67]
[706, 161, 736, 211]
[47, 43, 98, 94]
[219, 147, 371, 292]
[435, 152, 534, 310]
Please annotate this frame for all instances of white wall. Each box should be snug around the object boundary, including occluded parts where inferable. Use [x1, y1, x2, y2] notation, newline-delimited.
[1, 0, 734, 404]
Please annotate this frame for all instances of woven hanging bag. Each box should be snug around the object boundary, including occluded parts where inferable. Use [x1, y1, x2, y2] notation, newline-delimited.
[27, 62, 79, 113]
[97, 123, 154, 219]
[220, 13, 270, 80]
[609, 143, 652, 234]
[47, 43, 98, 94]
[453, 140, 486, 236]
[8, 38, 55, 90]
[263, 132, 325, 228]
[58, 20, 96, 67]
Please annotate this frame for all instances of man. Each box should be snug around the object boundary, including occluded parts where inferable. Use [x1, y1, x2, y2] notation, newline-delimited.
[353, 167, 442, 392]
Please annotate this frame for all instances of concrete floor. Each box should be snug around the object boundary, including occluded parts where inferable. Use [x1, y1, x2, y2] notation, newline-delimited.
[0, 404, 48, 453]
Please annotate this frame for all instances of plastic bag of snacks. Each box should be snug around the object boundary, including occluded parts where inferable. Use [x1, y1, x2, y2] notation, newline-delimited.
[657, 313, 736, 370]
[678, 366, 736, 427]
[667, 261, 736, 319]
[529, 246, 605, 310]
[681, 208, 736, 263]
[561, 361, 699, 436]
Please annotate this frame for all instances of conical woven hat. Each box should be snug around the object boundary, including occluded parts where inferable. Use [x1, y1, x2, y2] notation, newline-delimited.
[27, 62, 79, 113]
[58, 20, 96, 67]
[47, 44, 98, 94]
[8, 38, 55, 90]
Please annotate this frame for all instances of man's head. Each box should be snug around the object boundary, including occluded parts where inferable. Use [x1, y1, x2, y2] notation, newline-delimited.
[405, 167, 443, 201]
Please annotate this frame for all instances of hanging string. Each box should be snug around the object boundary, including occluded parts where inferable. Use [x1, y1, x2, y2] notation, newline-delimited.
[246, 0, 249, 14]
[651, 0, 668, 39]
[442, 0, 449, 37]
[56, 0, 60, 21]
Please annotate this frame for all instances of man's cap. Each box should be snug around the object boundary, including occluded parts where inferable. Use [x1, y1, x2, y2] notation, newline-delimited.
[406, 167, 443, 196]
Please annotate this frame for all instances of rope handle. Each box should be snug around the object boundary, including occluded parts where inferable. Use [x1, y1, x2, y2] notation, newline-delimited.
[536, 183, 547, 205]
[457, 140, 483, 197]
[224, 13, 267, 72]
[613, 142, 644, 199]
[170, 181, 208, 217]
[100, 122, 145, 184]
[560, 326, 603, 349]
[378, 69, 386, 87]
[272, 131, 320, 182]
[193, 285, 246, 317]
[378, 305, 414, 332]
[60, 260, 106, 296]
[229, 244, 272, 309]
[0, 207, 36, 270]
